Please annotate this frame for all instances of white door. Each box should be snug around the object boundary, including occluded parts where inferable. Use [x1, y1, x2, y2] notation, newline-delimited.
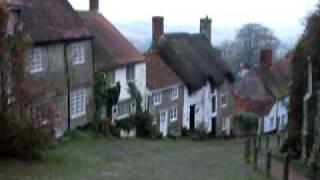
[159, 110, 168, 136]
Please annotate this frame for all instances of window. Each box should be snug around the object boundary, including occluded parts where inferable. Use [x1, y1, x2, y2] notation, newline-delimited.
[110, 70, 116, 85]
[72, 43, 85, 65]
[281, 114, 286, 128]
[221, 94, 227, 107]
[212, 96, 217, 113]
[171, 87, 179, 100]
[29, 48, 43, 73]
[153, 92, 162, 106]
[126, 65, 135, 82]
[270, 117, 274, 127]
[169, 107, 178, 121]
[118, 100, 131, 118]
[70, 89, 86, 119]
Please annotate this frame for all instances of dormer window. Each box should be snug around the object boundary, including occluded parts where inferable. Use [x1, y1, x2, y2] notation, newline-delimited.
[29, 48, 43, 73]
[72, 43, 85, 65]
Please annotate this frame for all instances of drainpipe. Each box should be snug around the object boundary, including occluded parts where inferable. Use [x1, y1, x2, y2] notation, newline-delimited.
[303, 57, 312, 143]
[64, 44, 71, 132]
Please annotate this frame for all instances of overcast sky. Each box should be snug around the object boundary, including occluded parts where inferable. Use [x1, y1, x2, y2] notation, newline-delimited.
[69, 0, 318, 46]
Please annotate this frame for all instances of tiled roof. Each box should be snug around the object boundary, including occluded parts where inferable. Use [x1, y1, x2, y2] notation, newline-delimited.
[145, 52, 183, 90]
[78, 11, 145, 70]
[19, 0, 91, 43]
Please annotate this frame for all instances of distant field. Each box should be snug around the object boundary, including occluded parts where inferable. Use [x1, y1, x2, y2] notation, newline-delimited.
[0, 132, 268, 180]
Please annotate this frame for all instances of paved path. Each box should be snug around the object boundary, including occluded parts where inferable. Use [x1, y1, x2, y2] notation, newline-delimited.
[257, 153, 307, 180]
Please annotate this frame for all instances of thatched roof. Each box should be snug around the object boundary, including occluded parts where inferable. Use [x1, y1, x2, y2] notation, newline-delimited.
[158, 33, 233, 91]
[145, 52, 183, 90]
[78, 11, 145, 71]
[19, 0, 91, 43]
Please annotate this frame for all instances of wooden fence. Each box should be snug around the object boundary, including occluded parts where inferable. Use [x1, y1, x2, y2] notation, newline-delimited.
[244, 134, 314, 180]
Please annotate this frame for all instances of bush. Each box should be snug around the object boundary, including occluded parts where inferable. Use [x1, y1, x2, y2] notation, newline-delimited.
[195, 121, 209, 140]
[234, 113, 259, 131]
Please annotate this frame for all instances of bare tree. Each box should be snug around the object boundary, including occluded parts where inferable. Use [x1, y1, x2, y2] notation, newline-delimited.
[234, 23, 280, 68]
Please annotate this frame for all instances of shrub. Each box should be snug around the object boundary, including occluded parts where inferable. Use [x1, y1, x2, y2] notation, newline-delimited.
[234, 113, 259, 131]
[195, 121, 209, 140]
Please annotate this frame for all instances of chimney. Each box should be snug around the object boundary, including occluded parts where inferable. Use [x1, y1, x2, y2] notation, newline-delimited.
[152, 16, 164, 48]
[260, 48, 273, 68]
[200, 15, 212, 42]
[90, 0, 99, 12]
[7, 0, 23, 35]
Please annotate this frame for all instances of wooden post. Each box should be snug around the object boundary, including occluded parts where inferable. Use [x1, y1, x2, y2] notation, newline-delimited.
[310, 159, 317, 180]
[266, 151, 271, 177]
[244, 139, 250, 163]
[277, 135, 281, 148]
[253, 138, 257, 147]
[254, 147, 258, 169]
[283, 154, 290, 180]
[258, 136, 262, 149]
[266, 136, 270, 149]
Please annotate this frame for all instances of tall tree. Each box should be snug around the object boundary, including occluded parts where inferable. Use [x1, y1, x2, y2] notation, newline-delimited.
[234, 23, 280, 68]
[0, 2, 56, 158]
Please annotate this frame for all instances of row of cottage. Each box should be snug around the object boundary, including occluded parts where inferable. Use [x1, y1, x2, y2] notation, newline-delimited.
[5, 0, 292, 137]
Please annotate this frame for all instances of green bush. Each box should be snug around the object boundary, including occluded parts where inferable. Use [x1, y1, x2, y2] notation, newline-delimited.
[234, 113, 259, 131]
[195, 121, 209, 140]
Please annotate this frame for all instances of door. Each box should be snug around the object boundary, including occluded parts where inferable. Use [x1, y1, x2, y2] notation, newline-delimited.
[159, 110, 168, 136]
[190, 105, 195, 131]
[211, 117, 216, 137]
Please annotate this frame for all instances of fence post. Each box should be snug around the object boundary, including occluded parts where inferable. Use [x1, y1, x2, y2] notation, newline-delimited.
[254, 147, 258, 169]
[266, 136, 270, 149]
[283, 154, 290, 180]
[266, 151, 271, 177]
[310, 159, 317, 180]
[258, 136, 262, 149]
[244, 139, 250, 163]
[253, 138, 257, 147]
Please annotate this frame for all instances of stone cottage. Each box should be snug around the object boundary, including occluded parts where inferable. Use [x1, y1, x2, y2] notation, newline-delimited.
[145, 51, 185, 136]
[78, 0, 147, 121]
[149, 16, 234, 137]
[7, 0, 95, 137]
[233, 49, 292, 135]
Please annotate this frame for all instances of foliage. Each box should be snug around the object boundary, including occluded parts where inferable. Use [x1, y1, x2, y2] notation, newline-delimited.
[234, 113, 259, 131]
[0, 2, 56, 158]
[94, 71, 120, 134]
[115, 111, 154, 138]
[286, 2, 320, 160]
[127, 82, 142, 113]
[195, 121, 209, 140]
[168, 120, 181, 138]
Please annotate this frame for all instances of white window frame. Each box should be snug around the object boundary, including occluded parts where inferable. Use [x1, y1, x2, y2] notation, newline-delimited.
[110, 70, 116, 86]
[171, 87, 179, 100]
[169, 106, 178, 122]
[126, 65, 135, 82]
[72, 43, 85, 65]
[153, 91, 162, 106]
[220, 93, 227, 108]
[117, 100, 131, 119]
[70, 89, 86, 119]
[29, 48, 43, 73]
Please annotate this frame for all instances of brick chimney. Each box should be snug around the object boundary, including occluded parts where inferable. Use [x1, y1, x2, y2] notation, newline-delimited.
[90, 0, 99, 12]
[200, 15, 212, 42]
[7, 0, 23, 35]
[260, 48, 273, 68]
[152, 16, 164, 48]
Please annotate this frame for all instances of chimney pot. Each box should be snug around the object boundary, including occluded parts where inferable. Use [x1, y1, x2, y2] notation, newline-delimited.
[90, 0, 99, 12]
[260, 48, 273, 68]
[152, 16, 164, 48]
[200, 15, 212, 42]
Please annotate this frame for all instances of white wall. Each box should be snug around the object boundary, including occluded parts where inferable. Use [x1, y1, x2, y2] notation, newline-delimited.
[114, 62, 147, 110]
[263, 98, 288, 133]
[182, 81, 216, 132]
